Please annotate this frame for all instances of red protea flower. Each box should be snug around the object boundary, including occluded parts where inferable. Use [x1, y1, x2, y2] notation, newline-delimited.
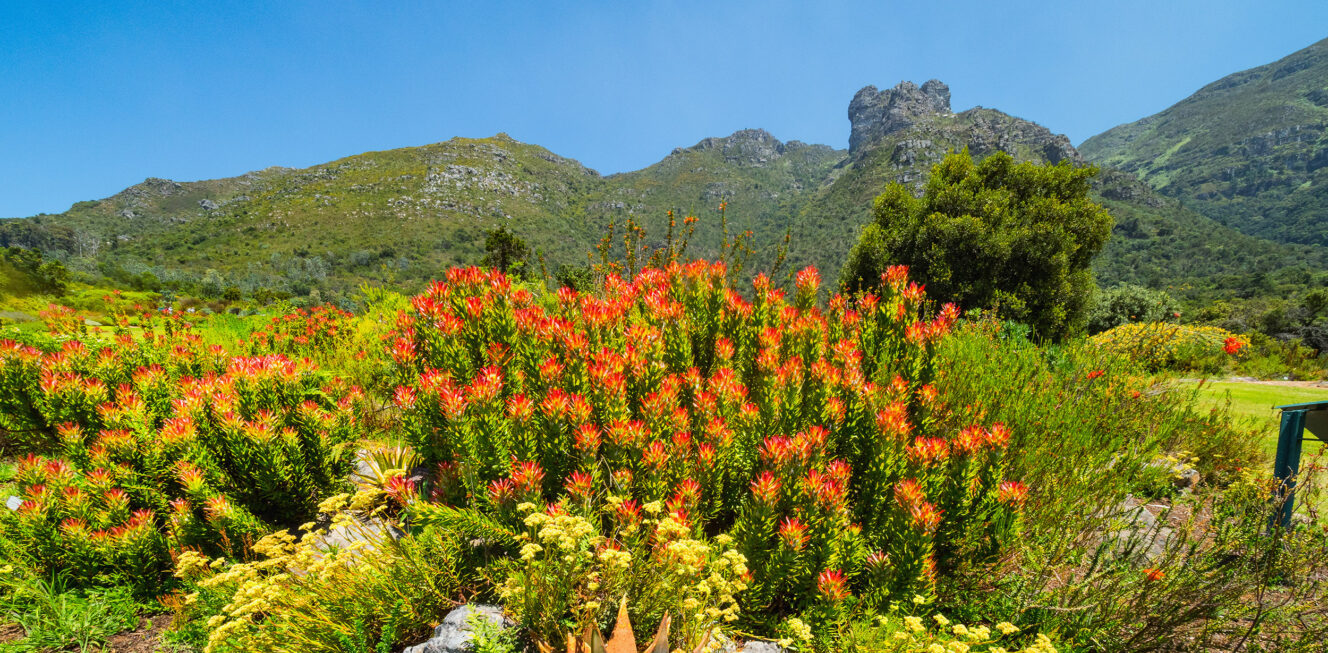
[566, 471, 594, 500]
[997, 481, 1029, 509]
[954, 426, 986, 454]
[876, 402, 913, 439]
[909, 501, 943, 534]
[161, 417, 196, 444]
[510, 461, 545, 496]
[615, 499, 642, 526]
[750, 471, 782, 505]
[906, 436, 950, 466]
[882, 265, 910, 289]
[385, 475, 418, 505]
[393, 385, 418, 409]
[486, 478, 517, 506]
[795, 266, 822, 294]
[390, 337, 416, 364]
[985, 422, 1012, 448]
[169, 498, 192, 515]
[816, 569, 850, 601]
[466, 366, 504, 404]
[807, 469, 848, 510]
[865, 550, 890, 571]
[669, 479, 702, 512]
[1223, 337, 1244, 355]
[1143, 567, 1165, 582]
[574, 424, 601, 453]
[894, 478, 926, 510]
[778, 517, 810, 551]
[642, 441, 670, 471]
[203, 496, 234, 521]
[1086, 370, 1105, 381]
[714, 338, 735, 362]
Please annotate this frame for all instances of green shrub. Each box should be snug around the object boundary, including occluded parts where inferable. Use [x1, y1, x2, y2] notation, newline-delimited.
[1089, 322, 1245, 373]
[840, 150, 1113, 341]
[1086, 284, 1179, 334]
[0, 311, 368, 594]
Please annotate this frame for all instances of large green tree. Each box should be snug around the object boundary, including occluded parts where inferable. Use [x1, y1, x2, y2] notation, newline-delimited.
[841, 150, 1112, 340]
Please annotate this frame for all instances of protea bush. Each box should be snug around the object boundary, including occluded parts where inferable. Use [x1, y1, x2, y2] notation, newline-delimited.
[0, 315, 368, 592]
[390, 261, 1027, 635]
[247, 304, 356, 358]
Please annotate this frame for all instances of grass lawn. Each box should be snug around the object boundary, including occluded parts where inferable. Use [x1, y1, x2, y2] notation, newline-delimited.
[1194, 381, 1328, 457]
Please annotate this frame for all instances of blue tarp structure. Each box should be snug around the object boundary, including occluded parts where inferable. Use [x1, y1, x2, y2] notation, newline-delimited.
[1273, 400, 1328, 528]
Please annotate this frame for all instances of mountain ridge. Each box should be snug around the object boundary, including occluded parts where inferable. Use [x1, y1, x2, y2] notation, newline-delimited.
[2, 78, 1318, 304]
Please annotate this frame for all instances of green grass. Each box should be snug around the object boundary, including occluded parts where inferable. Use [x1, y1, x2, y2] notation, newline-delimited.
[1193, 380, 1328, 458]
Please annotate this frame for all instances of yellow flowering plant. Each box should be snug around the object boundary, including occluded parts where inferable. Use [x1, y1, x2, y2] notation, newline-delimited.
[492, 500, 747, 651]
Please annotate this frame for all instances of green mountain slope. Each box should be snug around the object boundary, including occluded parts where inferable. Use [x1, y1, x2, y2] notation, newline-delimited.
[2, 78, 1319, 304]
[1080, 36, 1328, 246]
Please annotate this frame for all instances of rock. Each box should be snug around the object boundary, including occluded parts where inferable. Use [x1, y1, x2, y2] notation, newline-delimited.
[402, 604, 511, 653]
[1145, 458, 1202, 491]
[848, 79, 951, 155]
[1110, 496, 1174, 562]
[312, 516, 403, 557]
[198, 199, 219, 210]
[739, 642, 789, 653]
[5, 496, 21, 511]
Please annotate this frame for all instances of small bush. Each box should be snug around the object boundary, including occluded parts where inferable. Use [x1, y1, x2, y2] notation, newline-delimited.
[0, 313, 368, 594]
[1089, 322, 1246, 373]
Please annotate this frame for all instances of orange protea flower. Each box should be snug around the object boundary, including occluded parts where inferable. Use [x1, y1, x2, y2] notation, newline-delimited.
[510, 461, 545, 495]
[997, 480, 1029, 509]
[1223, 337, 1244, 355]
[778, 517, 810, 551]
[816, 568, 850, 601]
[566, 471, 594, 500]
[909, 501, 943, 534]
[1086, 369, 1105, 381]
[1143, 568, 1165, 582]
[750, 471, 782, 505]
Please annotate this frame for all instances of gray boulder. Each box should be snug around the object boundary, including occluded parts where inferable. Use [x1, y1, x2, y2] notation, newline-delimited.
[402, 604, 511, 653]
[740, 642, 790, 653]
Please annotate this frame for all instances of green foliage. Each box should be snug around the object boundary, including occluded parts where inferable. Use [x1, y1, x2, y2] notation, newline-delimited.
[0, 575, 141, 653]
[482, 227, 531, 278]
[1081, 36, 1328, 248]
[841, 150, 1113, 341]
[1089, 322, 1245, 373]
[0, 310, 368, 594]
[0, 248, 69, 296]
[1086, 284, 1178, 334]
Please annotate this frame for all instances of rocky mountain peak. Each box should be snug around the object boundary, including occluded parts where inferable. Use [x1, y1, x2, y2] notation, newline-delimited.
[848, 79, 952, 155]
[679, 129, 787, 167]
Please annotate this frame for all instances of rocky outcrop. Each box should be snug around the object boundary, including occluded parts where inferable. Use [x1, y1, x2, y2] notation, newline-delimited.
[848, 80, 951, 155]
[677, 129, 788, 167]
[402, 604, 511, 653]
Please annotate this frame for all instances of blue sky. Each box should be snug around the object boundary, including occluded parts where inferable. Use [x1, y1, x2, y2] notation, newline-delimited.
[2, 1, 1325, 217]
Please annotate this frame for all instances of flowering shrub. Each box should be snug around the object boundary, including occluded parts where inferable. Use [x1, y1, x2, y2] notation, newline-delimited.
[0, 317, 368, 593]
[853, 611, 1058, 653]
[1089, 322, 1247, 372]
[247, 305, 356, 358]
[483, 501, 747, 649]
[172, 493, 468, 653]
[389, 262, 1027, 641]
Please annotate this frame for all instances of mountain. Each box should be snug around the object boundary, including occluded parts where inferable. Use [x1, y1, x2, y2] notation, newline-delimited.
[1080, 36, 1328, 247]
[3, 79, 1319, 303]
[783, 81, 1322, 300]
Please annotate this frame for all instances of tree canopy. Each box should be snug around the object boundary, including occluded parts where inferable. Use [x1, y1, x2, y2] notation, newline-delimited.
[840, 150, 1113, 340]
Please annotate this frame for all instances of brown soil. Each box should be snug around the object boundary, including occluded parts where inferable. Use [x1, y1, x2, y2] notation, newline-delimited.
[103, 614, 173, 653]
[0, 622, 23, 643]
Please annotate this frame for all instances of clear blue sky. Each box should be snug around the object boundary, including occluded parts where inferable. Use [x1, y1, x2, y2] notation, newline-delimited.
[2, 1, 1325, 217]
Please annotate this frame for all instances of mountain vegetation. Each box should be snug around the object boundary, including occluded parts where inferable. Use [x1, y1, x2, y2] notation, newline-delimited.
[1081, 36, 1328, 247]
[3, 78, 1321, 311]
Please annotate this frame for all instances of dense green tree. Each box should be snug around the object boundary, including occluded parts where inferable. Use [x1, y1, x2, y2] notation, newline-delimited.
[482, 227, 530, 277]
[1086, 284, 1179, 334]
[841, 150, 1113, 340]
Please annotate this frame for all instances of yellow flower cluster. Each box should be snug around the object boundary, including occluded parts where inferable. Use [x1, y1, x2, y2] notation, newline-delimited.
[499, 505, 747, 649]
[173, 490, 397, 653]
[1090, 322, 1246, 370]
[870, 613, 1054, 653]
